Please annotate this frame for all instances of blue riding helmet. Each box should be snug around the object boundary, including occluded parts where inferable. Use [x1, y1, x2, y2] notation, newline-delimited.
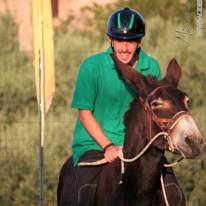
[107, 7, 145, 40]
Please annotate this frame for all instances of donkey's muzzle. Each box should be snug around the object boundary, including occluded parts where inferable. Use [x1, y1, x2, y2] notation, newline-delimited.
[184, 136, 205, 158]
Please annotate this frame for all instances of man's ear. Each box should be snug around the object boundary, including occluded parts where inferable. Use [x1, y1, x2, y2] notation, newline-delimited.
[110, 38, 114, 47]
[163, 58, 182, 87]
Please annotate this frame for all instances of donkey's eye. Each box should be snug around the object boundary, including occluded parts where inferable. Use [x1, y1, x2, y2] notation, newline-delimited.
[150, 100, 161, 108]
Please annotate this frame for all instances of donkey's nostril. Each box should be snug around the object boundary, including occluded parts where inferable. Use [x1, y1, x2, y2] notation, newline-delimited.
[184, 136, 204, 158]
[200, 138, 205, 146]
[185, 137, 193, 147]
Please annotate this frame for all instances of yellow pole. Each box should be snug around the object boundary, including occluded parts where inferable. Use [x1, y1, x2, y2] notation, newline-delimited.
[32, 0, 55, 205]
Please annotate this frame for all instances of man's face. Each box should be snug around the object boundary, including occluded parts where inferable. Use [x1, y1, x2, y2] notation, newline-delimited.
[111, 39, 140, 64]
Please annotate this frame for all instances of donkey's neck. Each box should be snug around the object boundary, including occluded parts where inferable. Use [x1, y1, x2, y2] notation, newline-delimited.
[123, 97, 152, 155]
[123, 97, 164, 196]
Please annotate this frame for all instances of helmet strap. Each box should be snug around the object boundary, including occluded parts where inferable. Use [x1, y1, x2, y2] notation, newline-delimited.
[129, 47, 140, 66]
[111, 41, 114, 51]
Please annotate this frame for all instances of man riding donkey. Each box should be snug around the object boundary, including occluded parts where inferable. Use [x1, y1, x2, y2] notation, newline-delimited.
[60, 7, 187, 206]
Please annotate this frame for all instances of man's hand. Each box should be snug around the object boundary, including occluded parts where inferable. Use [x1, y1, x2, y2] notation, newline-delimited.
[104, 144, 123, 163]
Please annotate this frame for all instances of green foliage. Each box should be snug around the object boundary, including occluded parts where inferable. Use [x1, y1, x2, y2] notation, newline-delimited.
[115, 0, 186, 21]
[0, 15, 36, 124]
[141, 16, 206, 110]
[80, 0, 199, 45]
[0, 13, 107, 206]
[0, 15, 18, 52]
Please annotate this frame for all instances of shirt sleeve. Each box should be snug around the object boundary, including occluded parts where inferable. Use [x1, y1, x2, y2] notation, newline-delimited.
[71, 59, 98, 111]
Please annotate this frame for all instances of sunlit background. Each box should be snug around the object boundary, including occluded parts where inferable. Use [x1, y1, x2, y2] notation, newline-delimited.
[0, 0, 205, 205]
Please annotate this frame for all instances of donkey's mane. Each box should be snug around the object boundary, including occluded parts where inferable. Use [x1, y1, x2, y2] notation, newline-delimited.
[123, 75, 166, 156]
[146, 75, 167, 88]
[123, 94, 148, 156]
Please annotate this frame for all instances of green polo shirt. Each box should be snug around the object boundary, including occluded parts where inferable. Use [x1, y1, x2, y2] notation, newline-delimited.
[71, 47, 161, 166]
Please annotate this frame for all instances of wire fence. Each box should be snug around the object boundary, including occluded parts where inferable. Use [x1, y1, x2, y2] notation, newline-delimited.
[0, 123, 46, 205]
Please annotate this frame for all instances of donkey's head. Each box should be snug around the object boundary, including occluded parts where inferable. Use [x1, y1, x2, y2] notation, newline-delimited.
[112, 54, 205, 159]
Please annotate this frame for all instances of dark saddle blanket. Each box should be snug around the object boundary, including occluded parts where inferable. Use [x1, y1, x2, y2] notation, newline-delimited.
[57, 151, 104, 206]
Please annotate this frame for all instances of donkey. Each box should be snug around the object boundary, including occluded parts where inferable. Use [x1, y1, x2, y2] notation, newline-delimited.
[57, 58, 204, 206]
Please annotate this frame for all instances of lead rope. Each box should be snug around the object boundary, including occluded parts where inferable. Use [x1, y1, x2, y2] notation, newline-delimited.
[117, 131, 168, 184]
[78, 132, 168, 167]
[161, 173, 170, 206]
[117, 132, 168, 163]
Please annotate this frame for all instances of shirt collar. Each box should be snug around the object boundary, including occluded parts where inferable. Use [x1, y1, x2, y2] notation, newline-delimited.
[136, 48, 150, 71]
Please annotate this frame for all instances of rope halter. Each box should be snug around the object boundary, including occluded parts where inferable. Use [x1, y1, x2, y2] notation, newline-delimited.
[144, 85, 191, 152]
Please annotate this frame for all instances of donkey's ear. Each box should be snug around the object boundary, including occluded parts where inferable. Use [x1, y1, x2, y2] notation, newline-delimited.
[110, 53, 148, 93]
[164, 58, 181, 87]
